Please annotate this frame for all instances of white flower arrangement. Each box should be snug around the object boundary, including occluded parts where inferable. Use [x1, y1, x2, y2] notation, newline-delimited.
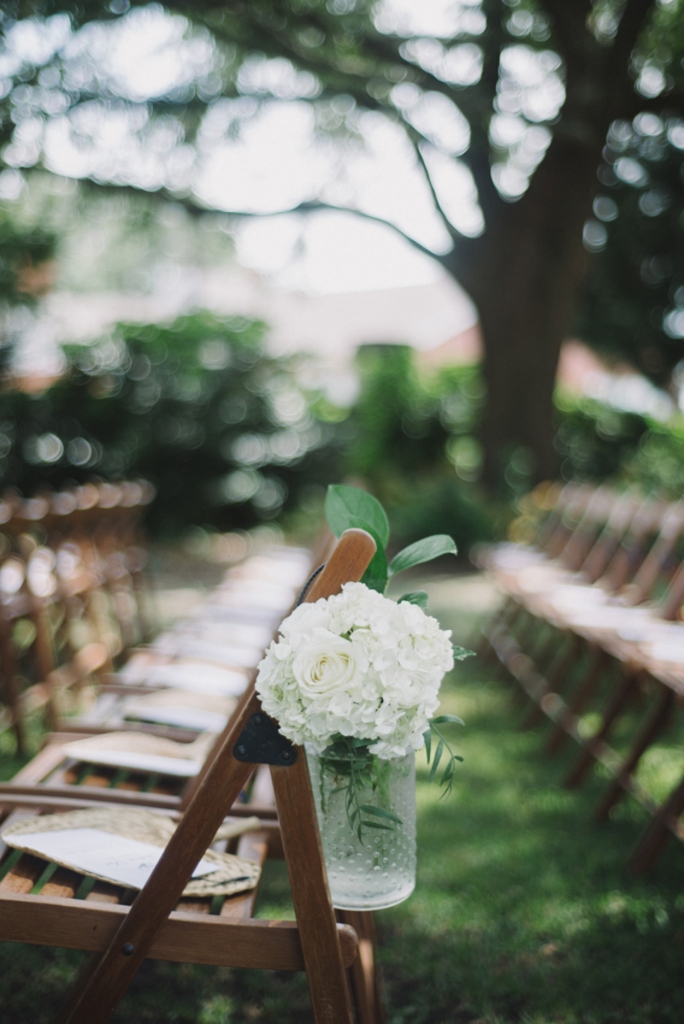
[256, 581, 455, 759]
[255, 484, 472, 841]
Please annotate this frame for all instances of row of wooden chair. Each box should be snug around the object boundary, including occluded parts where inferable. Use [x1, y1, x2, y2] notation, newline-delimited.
[0, 481, 155, 753]
[477, 482, 684, 873]
[0, 522, 385, 1022]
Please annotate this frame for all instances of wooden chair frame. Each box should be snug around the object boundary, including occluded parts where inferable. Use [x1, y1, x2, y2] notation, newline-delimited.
[0, 528, 383, 1024]
[479, 487, 684, 871]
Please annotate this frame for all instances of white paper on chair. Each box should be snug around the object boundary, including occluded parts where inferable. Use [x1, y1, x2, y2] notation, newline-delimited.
[515, 565, 570, 592]
[235, 553, 310, 584]
[153, 637, 264, 668]
[143, 662, 248, 696]
[64, 748, 203, 777]
[215, 581, 296, 610]
[549, 585, 610, 608]
[178, 622, 274, 650]
[562, 606, 653, 630]
[618, 621, 684, 642]
[186, 605, 281, 627]
[124, 704, 228, 732]
[643, 638, 684, 663]
[9, 827, 215, 889]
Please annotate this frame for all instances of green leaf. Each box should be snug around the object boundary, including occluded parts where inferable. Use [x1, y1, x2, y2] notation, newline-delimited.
[431, 714, 465, 726]
[325, 484, 390, 547]
[398, 591, 429, 610]
[360, 804, 403, 825]
[453, 645, 475, 661]
[388, 534, 457, 577]
[361, 540, 388, 594]
[429, 739, 444, 782]
[361, 821, 395, 831]
[423, 728, 432, 764]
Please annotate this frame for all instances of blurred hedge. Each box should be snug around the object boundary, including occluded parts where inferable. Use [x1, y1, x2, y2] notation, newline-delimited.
[0, 311, 346, 536]
[3, 319, 683, 550]
[342, 345, 684, 551]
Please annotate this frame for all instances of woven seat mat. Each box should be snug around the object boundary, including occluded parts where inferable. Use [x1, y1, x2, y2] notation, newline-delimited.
[2, 806, 261, 897]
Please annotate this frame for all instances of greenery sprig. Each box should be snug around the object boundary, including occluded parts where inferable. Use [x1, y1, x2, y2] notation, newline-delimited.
[424, 715, 465, 799]
[318, 736, 402, 844]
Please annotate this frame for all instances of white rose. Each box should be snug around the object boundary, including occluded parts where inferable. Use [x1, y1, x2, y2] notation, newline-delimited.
[292, 628, 367, 700]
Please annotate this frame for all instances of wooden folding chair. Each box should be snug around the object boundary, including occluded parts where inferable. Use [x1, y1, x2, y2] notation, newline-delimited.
[0, 528, 384, 1024]
[0, 538, 318, 818]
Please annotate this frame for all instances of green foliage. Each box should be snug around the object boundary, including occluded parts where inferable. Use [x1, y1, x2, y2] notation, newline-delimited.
[325, 482, 391, 592]
[397, 591, 429, 611]
[388, 535, 457, 577]
[344, 342, 684, 532]
[577, 114, 684, 386]
[0, 311, 345, 535]
[342, 345, 495, 552]
[323, 482, 457, 595]
[554, 391, 684, 495]
[423, 714, 464, 799]
[318, 736, 401, 843]
[0, 219, 56, 304]
[346, 346, 460, 486]
[554, 392, 653, 481]
[324, 482, 390, 546]
[322, 481, 465, 802]
[0, 0, 679, 480]
[0, 209, 58, 374]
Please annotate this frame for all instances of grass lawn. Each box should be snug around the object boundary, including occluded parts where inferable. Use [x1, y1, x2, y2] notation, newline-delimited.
[1, 573, 684, 1022]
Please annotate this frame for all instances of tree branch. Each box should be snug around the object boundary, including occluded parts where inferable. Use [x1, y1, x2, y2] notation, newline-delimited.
[536, 0, 592, 58]
[459, 136, 501, 225]
[611, 0, 658, 68]
[411, 140, 463, 243]
[463, 0, 504, 225]
[55, 173, 457, 267]
[234, 199, 457, 266]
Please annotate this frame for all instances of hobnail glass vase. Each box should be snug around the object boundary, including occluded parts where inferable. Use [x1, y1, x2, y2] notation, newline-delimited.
[306, 745, 416, 911]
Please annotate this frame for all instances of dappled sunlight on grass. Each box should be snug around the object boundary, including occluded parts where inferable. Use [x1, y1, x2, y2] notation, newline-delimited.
[380, 666, 684, 1024]
[2, 636, 684, 1021]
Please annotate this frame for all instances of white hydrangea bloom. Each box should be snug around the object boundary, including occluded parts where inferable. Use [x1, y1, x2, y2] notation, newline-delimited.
[255, 582, 454, 758]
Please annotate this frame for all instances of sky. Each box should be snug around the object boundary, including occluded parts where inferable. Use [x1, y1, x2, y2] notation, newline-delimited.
[1, 0, 569, 297]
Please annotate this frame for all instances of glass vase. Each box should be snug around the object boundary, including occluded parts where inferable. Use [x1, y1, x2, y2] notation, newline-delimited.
[306, 744, 416, 911]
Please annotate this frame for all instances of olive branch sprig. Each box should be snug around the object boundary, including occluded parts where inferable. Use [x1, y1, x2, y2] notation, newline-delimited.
[424, 715, 464, 799]
[319, 735, 403, 843]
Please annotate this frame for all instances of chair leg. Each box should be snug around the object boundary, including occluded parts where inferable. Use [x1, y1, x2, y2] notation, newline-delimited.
[629, 772, 684, 875]
[563, 668, 638, 789]
[271, 760, 356, 1024]
[594, 684, 674, 823]
[478, 600, 516, 668]
[519, 633, 579, 730]
[0, 626, 26, 757]
[543, 645, 608, 756]
[338, 910, 386, 1024]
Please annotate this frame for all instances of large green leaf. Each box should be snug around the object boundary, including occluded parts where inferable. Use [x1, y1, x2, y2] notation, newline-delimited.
[361, 537, 388, 594]
[388, 534, 457, 577]
[324, 484, 390, 547]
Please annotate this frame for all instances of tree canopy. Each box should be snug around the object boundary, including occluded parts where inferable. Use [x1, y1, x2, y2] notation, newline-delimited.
[1, 0, 683, 483]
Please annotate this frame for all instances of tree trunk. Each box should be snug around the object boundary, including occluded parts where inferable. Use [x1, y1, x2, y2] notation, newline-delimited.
[453, 133, 605, 489]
